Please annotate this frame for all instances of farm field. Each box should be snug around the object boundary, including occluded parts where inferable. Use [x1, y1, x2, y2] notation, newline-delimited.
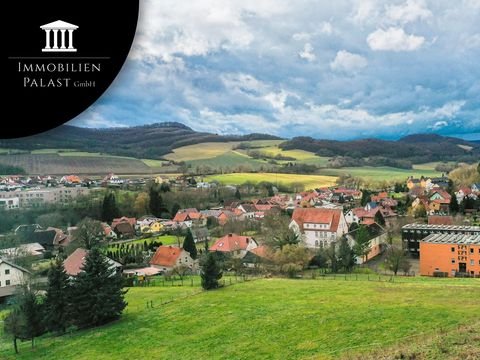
[205, 172, 337, 189]
[318, 166, 442, 182]
[164, 142, 244, 162]
[0, 154, 167, 175]
[188, 151, 273, 170]
[1, 277, 479, 359]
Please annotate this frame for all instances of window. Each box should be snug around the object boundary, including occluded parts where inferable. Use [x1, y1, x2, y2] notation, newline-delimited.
[6, 280, 10, 286]
[5, 269, 10, 275]
[470, 248, 474, 254]
[451, 247, 455, 252]
[471, 260, 475, 266]
[315, 240, 319, 247]
[451, 259, 456, 264]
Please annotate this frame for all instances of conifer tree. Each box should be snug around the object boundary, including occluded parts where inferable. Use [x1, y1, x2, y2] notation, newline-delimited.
[201, 252, 222, 290]
[70, 248, 127, 328]
[44, 259, 71, 333]
[182, 228, 198, 259]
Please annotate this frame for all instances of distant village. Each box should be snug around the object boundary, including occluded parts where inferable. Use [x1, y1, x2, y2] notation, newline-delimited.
[0, 170, 479, 300]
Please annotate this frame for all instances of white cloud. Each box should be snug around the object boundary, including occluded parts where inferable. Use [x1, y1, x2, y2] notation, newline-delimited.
[462, 33, 480, 49]
[72, 110, 128, 128]
[351, 0, 381, 25]
[319, 22, 333, 35]
[132, 0, 290, 61]
[465, 0, 480, 9]
[386, 0, 432, 24]
[298, 43, 316, 62]
[330, 50, 368, 72]
[431, 121, 448, 130]
[367, 27, 425, 51]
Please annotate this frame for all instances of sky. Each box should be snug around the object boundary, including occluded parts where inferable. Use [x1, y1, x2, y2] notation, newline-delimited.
[71, 0, 480, 140]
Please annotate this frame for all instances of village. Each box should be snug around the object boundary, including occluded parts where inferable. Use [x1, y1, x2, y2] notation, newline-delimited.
[1, 169, 479, 302]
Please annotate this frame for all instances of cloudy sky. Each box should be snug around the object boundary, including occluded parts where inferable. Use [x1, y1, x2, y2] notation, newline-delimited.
[71, 0, 480, 140]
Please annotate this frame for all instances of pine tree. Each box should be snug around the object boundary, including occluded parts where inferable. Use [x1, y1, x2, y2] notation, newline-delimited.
[4, 308, 24, 354]
[171, 203, 181, 218]
[70, 248, 127, 328]
[201, 252, 222, 290]
[44, 259, 71, 334]
[149, 187, 167, 217]
[101, 193, 119, 222]
[449, 194, 459, 215]
[338, 237, 355, 272]
[361, 190, 371, 207]
[234, 188, 241, 200]
[182, 228, 198, 260]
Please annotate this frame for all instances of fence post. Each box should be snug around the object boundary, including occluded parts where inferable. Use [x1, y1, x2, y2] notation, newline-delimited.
[191, 278, 194, 287]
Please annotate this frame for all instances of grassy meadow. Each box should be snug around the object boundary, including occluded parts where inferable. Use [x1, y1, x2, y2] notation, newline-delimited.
[205, 172, 337, 189]
[318, 166, 442, 182]
[1, 277, 479, 359]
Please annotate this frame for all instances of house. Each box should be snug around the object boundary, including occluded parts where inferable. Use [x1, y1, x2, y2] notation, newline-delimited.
[289, 208, 348, 248]
[402, 223, 480, 257]
[428, 215, 454, 226]
[112, 217, 136, 238]
[455, 187, 476, 203]
[345, 223, 386, 264]
[63, 248, 123, 276]
[173, 209, 206, 227]
[0, 243, 45, 259]
[150, 246, 195, 273]
[209, 233, 258, 258]
[236, 204, 257, 220]
[200, 210, 234, 226]
[242, 245, 270, 267]
[0, 258, 31, 290]
[407, 177, 422, 190]
[420, 233, 480, 277]
[345, 207, 387, 226]
[101, 222, 117, 239]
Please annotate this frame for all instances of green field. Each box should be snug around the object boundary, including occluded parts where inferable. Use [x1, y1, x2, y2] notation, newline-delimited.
[188, 151, 274, 170]
[1, 277, 479, 359]
[318, 166, 442, 182]
[205, 172, 337, 189]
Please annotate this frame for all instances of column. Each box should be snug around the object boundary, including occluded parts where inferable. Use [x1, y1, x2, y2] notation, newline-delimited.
[52, 29, 59, 49]
[60, 29, 66, 49]
[44, 29, 51, 49]
[68, 29, 74, 49]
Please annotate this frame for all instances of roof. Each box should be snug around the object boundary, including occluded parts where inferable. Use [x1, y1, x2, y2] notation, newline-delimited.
[112, 217, 136, 228]
[210, 234, 256, 252]
[113, 222, 134, 234]
[428, 215, 454, 226]
[0, 258, 31, 274]
[31, 229, 57, 247]
[402, 223, 480, 232]
[347, 223, 385, 241]
[421, 233, 480, 245]
[150, 246, 184, 267]
[0, 243, 45, 258]
[250, 245, 269, 258]
[40, 20, 79, 30]
[291, 208, 344, 232]
[63, 248, 122, 276]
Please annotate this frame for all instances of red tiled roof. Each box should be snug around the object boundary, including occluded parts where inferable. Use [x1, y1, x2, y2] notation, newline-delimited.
[250, 245, 268, 258]
[291, 208, 342, 232]
[210, 234, 256, 252]
[428, 215, 454, 225]
[112, 217, 136, 228]
[64, 248, 88, 276]
[173, 210, 203, 222]
[150, 246, 183, 267]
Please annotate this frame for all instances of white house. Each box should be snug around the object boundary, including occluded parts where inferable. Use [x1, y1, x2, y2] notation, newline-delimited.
[0, 197, 20, 210]
[0, 258, 30, 288]
[209, 233, 258, 258]
[289, 208, 348, 249]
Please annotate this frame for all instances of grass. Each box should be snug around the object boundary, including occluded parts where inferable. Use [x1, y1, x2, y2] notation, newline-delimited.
[31, 149, 75, 154]
[318, 166, 442, 182]
[164, 142, 243, 162]
[141, 159, 166, 168]
[205, 172, 337, 189]
[1, 277, 480, 359]
[188, 151, 272, 170]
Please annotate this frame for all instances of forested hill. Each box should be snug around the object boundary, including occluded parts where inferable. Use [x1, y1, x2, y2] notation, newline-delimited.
[280, 134, 480, 164]
[0, 123, 281, 159]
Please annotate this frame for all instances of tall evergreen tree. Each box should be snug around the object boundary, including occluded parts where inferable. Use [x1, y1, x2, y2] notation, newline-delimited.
[449, 194, 459, 215]
[360, 190, 371, 207]
[149, 187, 167, 217]
[101, 193, 119, 222]
[171, 203, 181, 218]
[234, 188, 241, 200]
[338, 237, 355, 272]
[70, 248, 127, 328]
[201, 252, 222, 290]
[182, 228, 198, 260]
[44, 259, 71, 334]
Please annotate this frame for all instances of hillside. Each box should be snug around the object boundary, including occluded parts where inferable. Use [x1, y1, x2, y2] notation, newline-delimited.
[0, 123, 281, 159]
[280, 134, 480, 164]
[1, 277, 479, 359]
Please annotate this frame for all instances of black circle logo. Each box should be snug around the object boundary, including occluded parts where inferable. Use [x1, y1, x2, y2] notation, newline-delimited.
[5, 1, 139, 138]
